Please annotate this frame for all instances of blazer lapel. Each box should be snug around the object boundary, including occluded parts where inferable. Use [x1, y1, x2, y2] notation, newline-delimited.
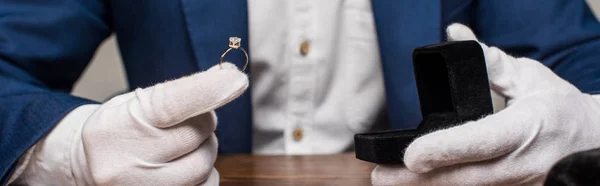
[180, 0, 253, 153]
[371, 1, 442, 129]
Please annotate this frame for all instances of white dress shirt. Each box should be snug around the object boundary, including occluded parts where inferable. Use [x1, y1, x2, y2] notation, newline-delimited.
[248, 0, 385, 154]
[8, 0, 385, 183]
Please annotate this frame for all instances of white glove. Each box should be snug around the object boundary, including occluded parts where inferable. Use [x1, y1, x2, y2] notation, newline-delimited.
[371, 24, 600, 185]
[12, 62, 248, 186]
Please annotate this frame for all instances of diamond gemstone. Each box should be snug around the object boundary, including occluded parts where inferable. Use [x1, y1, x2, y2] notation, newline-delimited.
[229, 37, 241, 48]
[229, 37, 241, 43]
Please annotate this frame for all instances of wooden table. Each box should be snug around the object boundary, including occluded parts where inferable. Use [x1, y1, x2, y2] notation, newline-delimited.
[215, 153, 376, 186]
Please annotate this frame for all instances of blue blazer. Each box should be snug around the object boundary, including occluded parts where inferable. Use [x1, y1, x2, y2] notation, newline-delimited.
[2, 0, 600, 183]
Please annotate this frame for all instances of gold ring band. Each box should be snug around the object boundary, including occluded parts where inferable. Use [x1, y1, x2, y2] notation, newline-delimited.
[220, 37, 249, 71]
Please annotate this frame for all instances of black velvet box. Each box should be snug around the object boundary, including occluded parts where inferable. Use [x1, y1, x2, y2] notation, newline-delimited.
[354, 40, 494, 164]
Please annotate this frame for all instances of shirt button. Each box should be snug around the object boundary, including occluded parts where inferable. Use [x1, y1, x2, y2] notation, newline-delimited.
[300, 40, 310, 56]
[293, 128, 304, 142]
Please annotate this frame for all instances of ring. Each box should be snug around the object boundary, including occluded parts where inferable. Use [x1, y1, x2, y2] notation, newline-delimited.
[220, 37, 249, 71]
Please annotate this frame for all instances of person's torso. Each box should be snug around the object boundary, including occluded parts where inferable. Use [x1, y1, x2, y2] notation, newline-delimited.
[248, 0, 386, 154]
[107, 0, 449, 153]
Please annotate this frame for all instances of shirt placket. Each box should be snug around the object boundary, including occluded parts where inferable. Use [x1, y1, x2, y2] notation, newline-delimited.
[285, 0, 316, 154]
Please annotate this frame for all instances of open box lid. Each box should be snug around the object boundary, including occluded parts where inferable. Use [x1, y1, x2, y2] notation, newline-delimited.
[413, 40, 493, 129]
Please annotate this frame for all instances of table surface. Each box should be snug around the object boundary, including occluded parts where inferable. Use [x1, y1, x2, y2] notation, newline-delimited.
[215, 153, 376, 186]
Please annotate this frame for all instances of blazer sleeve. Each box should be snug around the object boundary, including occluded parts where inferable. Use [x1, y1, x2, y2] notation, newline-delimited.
[445, 0, 600, 94]
[0, 0, 111, 183]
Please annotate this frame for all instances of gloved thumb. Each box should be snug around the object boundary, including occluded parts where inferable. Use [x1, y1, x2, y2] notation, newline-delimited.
[132, 62, 249, 128]
[403, 100, 533, 173]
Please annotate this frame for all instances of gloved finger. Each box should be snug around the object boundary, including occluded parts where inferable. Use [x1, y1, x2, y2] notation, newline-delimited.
[103, 91, 135, 108]
[132, 62, 248, 128]
[103, 62, 237, 108]
[207, 61, 238, 72]
[403, 101, 533, 173]
[509, 57, 579, 96]
[446, 24, 576, 98]
[446, 23, 521, 99]
[481, 46, 522, 99]
[153, 135, 218, 186]
[372, 162, 541, 186]
[446, 23, 479, 42]
[148, 112, 217, 162]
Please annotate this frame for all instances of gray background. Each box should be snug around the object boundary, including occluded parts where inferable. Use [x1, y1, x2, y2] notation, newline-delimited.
[71, 1, 600, 102]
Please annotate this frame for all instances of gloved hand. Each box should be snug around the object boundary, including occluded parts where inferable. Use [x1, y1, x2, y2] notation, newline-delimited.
[371, 24, 600, 185]
[12, 63, 248, 186]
